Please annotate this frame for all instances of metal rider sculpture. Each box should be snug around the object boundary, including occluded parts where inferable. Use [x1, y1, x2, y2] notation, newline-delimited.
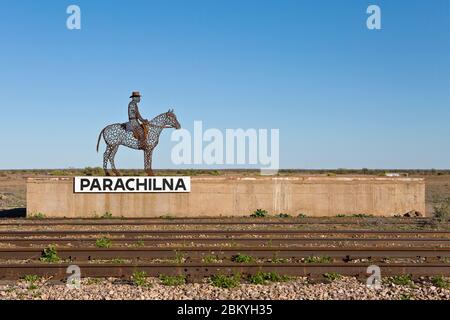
[96, 92, 181, 176]
[127, 91, 148, 149]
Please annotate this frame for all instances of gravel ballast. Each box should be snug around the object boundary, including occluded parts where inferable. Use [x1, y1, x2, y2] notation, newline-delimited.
[0, 277, 449, 300]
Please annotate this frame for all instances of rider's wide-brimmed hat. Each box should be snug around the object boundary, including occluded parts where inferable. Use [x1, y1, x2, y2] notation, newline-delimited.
[130, 91, 141, 98]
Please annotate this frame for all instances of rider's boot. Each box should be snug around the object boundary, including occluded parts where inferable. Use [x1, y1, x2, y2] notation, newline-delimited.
[139, 140, 147, 150]
[138, 134, 148, 150]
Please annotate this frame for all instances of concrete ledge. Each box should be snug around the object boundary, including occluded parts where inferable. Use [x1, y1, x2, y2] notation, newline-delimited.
[26, 176, 426, 218]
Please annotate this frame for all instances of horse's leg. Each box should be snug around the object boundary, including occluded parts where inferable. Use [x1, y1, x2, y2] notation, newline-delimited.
[103, 145, 113, 176]
[110, 145, 121, 176]
[144, 148, 154, 176]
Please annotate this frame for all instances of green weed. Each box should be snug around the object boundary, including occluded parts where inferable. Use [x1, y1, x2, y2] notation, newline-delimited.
[40, 245, 60, 263]
[323, 272, 342, 281]
[249, 272, 290, 285]
[231, 254, 254, 263]
[95, 237, 112, 248]
[210, 274, 241, 288]
[303, 256, 332, 264]
[132, 271, 149, 287]
[431, 276, 450, 289]
[251, 209, 268, 218]
[387, 275, 413, 286]
[352, 214, 374, 218]
[23, 275, 40, 290]
[202, 255, 221, 263]
[159, 275, 186, 286]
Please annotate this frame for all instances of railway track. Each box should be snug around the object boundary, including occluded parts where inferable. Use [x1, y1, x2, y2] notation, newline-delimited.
[2, 237, 450, 247]
[1, 229, 449, 237]
[0, 220, 449, 281]
[0, 246, 449, 260]
[0, 263, 449, 280]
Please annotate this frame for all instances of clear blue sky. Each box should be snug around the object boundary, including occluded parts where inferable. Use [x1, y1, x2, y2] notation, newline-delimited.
[0, 0, 449, 169]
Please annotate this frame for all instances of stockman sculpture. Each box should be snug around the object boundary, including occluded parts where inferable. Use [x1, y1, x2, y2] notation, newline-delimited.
[96, 91, 181, 176]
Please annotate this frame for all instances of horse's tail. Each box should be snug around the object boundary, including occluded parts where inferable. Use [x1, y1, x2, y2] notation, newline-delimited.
[96, 127, 106, 152]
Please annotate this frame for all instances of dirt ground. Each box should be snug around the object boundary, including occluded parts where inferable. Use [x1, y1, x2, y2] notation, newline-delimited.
[1, 170, 449, 217]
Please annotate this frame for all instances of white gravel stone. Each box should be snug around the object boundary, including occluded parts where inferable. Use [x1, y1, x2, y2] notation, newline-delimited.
[0, 277, 449, 300]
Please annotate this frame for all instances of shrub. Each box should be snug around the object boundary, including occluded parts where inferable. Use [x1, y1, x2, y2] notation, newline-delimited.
[101, 212, 113, 219]
[202, 255, 221, 263]
[278, 213, 291, 218]
[251, 209, 268, 218]
[173, 250, 185, 264]
[433, 198, 450, 222]
[159, 275, 186, 286]
[40, 245, 60, 263]
[86, 278, 102, 285]
[135, 240, 145, 247]
[24, 274, 40, 283]
[23, 275, 40, 290]
[271, 257, 288, 264]
[83, 167, 104, 176]
[50, 170, 66, 176]
[132, 271, 148, 287]
[303, 256, 332, 264]
[231, 254, 254, 263]
[249, 272, 290, 285]
[431, 276, 450, 289]
[111, 258, 125, 264]
[95, 237, 112, 248]
[210, 274, 241, 288]
[388, 275, 413, 286]
[297, 213, 307, 218]
[352, 214, 374, 218]
[28, 212, 45, 219]
[323, 272, 342, 281]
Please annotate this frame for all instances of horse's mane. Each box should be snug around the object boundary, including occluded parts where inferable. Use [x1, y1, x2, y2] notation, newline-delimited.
[149, 112, 167, 124]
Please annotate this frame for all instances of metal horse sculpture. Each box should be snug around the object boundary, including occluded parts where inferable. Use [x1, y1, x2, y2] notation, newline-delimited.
[96, 109, 181, 176]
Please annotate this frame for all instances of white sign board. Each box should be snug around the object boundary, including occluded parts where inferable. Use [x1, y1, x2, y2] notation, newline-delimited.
[73, 176, 191, 193]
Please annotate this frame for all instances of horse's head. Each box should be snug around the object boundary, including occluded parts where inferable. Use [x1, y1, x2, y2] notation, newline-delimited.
[165, 109, 181, 129]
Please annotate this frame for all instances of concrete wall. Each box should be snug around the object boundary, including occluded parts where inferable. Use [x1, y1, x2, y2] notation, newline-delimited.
[26, 176, 426, 218]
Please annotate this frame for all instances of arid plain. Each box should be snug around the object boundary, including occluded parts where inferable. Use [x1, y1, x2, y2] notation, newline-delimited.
[1, 169, 449, 216]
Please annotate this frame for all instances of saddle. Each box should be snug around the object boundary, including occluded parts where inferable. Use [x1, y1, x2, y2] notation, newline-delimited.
[121, 122, 149, 136]
[121, 121, 149, 145]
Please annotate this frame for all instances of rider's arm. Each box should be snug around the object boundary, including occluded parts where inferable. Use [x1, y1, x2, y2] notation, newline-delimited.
[136, 105, 146, 122]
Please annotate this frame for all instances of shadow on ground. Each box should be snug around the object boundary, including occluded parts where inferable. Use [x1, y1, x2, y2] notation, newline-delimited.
[0, 208, 26, 218]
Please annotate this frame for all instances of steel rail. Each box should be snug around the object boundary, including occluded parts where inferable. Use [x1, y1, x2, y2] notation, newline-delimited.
[0, 230, 449, 237]
[1, 247, 449, 260]
[0, 263, 449, 280]
[2, 237, 450, 247]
